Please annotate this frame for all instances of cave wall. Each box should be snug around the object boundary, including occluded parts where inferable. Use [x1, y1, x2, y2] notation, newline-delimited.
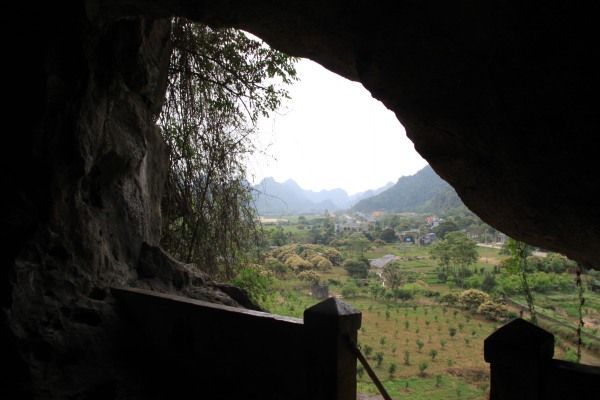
[2, 4, 251, 398]
[2, 5, 171, 397]
[3, 0, 600, 398]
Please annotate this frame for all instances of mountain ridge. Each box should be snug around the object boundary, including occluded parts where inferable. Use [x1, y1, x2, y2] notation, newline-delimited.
[352, 165, 465, 214]
[253, 165, 466, 215]
[252, 178, 393, 215]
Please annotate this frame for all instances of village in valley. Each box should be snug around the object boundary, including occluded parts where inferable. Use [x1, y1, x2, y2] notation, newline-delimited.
[249, 203, 600, 400]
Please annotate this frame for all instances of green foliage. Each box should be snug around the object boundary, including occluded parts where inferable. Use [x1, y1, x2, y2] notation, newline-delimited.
[382, 262, 404, 291]
[343, 257, 370, 279]
[430, 239, 452, 270]
[429, 232, 477, 287]
[445, 232, 478, 268]
[496, 271, 574, 294]
[481, 272, 497, 292]
[159, 19, 297, 279]
[264, 256, 288, 276]
[269, 227, 289, 246]
[393, 288, 414, 301]
[429, 349, 438, 360]
[416, 338, 424, 352]
[418, 361, 429, 376]
[309, 255, 333, 270]
[341, 280, 359, 298]
[268, 243, 342, 274]
[297, 270, 319, 284]
[335, 232, 372, 256]
[388, 362, 397, 377]
[440, 292, 459, 305]
[379, 227, 398, 243]
[353, 165, 455, 213]
[458, 289, 491, 310]
[380, 336, 387, 346]
[432, 221, 459, 239]
[285, 254, 313, 271]
[502, 238, 538, 325]
[477, 301, 508, 321]
[231, 267, 272, 305]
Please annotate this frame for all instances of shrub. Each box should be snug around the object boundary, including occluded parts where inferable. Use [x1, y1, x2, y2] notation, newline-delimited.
[310, 255, 333, 270]
[464, 274, 483, 289]
[341, 280, 359, 298]
[322, 247, 343, 265]
[404, 350, 411, 365]
[231, 267, 272, 305]
[343, 258, 369, 279]
[481, 272, 497, 292]
[440, 292, 459, 305]
[429, 349, 438, 361]
[393, 288, 414, 301]
[459, 289, 491, 310]
[388, 362, 397, 377]
[477, 300, 508, 321]
[418, 361, 429, 376]
[285, 254, 313, 271]
[298, 270, 319, 284]
[264, 256, 288, 276]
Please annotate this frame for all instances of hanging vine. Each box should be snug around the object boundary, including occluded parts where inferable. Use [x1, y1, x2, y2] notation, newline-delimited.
[575, 266, 585, 363]
[158, 18, 297, 279]
[504, 238, 537, 324]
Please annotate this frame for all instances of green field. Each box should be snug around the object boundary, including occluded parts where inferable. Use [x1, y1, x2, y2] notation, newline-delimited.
[260, 240, 600, 399]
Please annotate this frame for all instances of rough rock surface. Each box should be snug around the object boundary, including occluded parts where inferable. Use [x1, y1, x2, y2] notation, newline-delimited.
[3, 0, 600, 398]
[2, 4, 253, 398]
[135, 243, 261, 310]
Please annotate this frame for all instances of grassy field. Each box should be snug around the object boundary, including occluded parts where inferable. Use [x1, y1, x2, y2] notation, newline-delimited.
[263, 242, 600, 399]
[353, 299, 493, 399]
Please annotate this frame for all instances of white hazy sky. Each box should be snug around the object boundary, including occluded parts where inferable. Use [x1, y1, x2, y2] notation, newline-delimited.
[247, 58, 428, 195]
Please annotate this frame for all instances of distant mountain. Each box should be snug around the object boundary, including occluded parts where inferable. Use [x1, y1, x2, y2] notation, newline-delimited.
[252, 178, 393, 215]
[349, 181, 395, 204]
[352, 165, 467, 214]
[420, 186, 465, 214]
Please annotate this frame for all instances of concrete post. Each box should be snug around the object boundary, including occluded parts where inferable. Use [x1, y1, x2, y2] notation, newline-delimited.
[484, 318, 554, 400]
[304, 297, 362, 400]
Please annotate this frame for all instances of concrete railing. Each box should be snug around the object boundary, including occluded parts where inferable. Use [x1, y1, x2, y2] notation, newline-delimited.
[112, 287, 361, 400]
[484, 318, 600, 400]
